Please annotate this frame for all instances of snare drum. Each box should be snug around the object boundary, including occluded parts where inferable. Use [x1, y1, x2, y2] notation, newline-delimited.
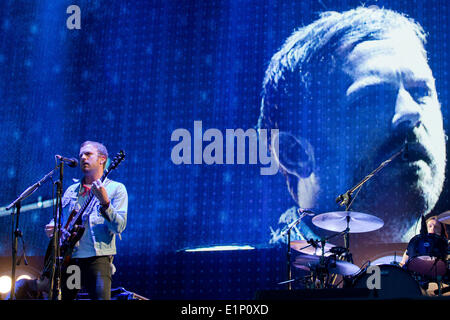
[352, 264, 423, 299]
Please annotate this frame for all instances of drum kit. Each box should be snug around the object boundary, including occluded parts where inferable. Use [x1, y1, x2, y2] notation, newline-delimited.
[286, 210, 450, 298]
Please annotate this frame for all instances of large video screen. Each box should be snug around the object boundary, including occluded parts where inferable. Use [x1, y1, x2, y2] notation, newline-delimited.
[0, 0, 448, 299]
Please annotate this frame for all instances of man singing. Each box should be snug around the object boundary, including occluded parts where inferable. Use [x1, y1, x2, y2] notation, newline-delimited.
[258, 6, 446, 245]
[45, 140, 128, 300]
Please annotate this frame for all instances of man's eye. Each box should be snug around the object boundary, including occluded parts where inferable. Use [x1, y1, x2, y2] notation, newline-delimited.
[409, 87, 431, 103]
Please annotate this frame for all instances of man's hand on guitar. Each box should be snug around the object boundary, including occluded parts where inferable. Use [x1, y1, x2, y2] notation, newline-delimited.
[91, 179, 110, 207]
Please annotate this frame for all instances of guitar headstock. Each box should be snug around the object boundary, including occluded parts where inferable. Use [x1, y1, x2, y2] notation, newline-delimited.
[107, 150, 126, 172]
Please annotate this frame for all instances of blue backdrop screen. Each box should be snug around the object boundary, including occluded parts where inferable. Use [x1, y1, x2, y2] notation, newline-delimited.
[0, 0, 449, 299]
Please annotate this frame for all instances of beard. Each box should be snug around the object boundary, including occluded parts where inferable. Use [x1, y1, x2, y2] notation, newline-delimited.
[348, 128, 446, 243]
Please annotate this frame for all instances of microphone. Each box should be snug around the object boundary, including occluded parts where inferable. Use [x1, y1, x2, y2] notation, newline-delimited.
[297, 208, 315, 216]
[335, 193, 350, 205]
[56, 155, 78, 168]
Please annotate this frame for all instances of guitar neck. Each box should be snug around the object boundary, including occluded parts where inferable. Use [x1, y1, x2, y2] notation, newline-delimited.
[69, 172, 112, 226]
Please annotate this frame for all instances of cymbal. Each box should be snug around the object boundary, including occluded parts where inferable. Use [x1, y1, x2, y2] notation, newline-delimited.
[293, 254, 360, 276]
[437, 211, 450, 225]
[290, 240, 335, 256]
[312, 211, 384, 233]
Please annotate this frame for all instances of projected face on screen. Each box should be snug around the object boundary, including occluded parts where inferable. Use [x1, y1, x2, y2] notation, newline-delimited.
[341, 28, 446, 240]
[260, 7, 446, 243]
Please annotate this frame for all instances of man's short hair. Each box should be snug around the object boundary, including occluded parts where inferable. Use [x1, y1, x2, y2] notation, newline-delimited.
[258, 6, 427, 139]
[80, 140, 109, 168]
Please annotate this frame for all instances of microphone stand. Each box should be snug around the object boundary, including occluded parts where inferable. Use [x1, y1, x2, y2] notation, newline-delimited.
[279, 210, 311, 290]
[49, 161, 64, 300]
[335, 146, 406, 263]
[5, 168, 56, 300]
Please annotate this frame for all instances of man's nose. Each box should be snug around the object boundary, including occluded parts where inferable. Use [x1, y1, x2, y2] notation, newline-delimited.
[391, 87, 422, 131]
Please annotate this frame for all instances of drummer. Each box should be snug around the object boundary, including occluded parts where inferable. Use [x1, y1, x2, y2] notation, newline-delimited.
[399, 215, 448, 267]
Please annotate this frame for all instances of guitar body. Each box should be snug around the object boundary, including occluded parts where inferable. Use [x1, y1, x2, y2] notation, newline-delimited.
[63, 208, 86, 250]
[60, 223, 86, 265]
[42, 216, 86, 276]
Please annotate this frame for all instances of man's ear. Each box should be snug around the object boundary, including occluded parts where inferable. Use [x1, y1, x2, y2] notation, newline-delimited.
[271, 131, 315, 179]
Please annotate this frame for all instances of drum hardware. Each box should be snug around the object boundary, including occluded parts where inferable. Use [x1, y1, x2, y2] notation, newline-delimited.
[279, 208, 315, 291]
[435, 276, 443, 296]
[284, 209, 356, 290]
[293, 254, 360, 276]
[311, 211, 384, 265]
[407, 256, 447, 279]
[289, 236, 334, 289]
[278, 144, 403, 291]
[405, 233, 448, 280]
[420, 269, 450, 297]
[399, 231, 450, 297]
[283, 210, 381, 289]
[409, 273, 448, 297]
[329, 246, 348, 256]
[390, 252, 401, 266]
[282, 145, 447, 295]
[289, 209, 384, 289]
[292, 253, 360, 289]
[290, 230, 360, 288]
[284, 210, 448, 298]
[290, 240, 335, 256]
[433, 282, 450, 296]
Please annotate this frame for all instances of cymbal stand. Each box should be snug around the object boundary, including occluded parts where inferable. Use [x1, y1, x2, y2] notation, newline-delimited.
[49, 161, 64, 300]
[280, 210, 310, 290]
[343, 214, 352, 263]
[296, 230, 350, 261]
[317, 238, 329, 288]
[436, 275, 442, 297]
[307, 238, 335, 289]
[294, 231, 353, 288]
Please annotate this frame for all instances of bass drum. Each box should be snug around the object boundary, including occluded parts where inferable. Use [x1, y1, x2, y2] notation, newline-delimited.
[352, 264, 423, 299]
